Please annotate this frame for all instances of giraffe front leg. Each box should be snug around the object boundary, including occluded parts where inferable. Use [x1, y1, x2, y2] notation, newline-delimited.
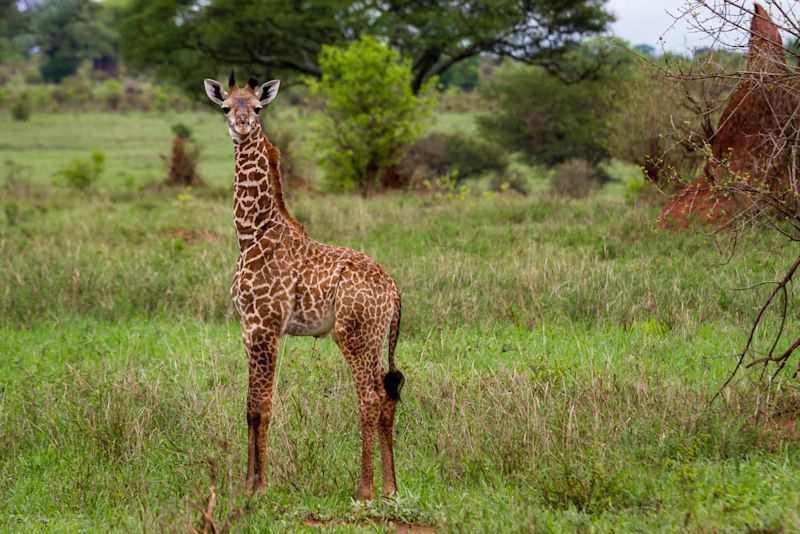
[245, 334, 279, 492]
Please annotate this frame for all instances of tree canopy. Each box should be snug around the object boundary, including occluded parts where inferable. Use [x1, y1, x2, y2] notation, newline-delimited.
[118, 0, 612, 93]
[478, 38, 635, 167]
[0, 0, 120, 80]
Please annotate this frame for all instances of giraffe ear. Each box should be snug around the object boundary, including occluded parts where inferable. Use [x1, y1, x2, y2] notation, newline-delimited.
[257, 80, 280, 106]
[203, 79, 227, 106]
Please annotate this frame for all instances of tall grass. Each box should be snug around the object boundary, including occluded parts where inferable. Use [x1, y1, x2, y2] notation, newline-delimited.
[2, 113, 800, 531]
[2, 319, 797, 531]
[0, 184, 791, 334]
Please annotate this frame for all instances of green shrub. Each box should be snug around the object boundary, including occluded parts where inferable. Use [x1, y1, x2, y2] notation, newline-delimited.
[402, 132, 508, 183]
[23, 68, 44, 85]
[550, 159, 608, 199]
[0, 87, 6, 107]
[438, 55, 481, 92]
[97, 79, 124, 110]
[489, 171, 529, 195]
[50, 85, 74, 107]
[153, 87, 169, 112]
[41, 55, 79, 84]
[11, 96, 30, 121]
[61, 150, 105, 191]
[59, 77, 93, 108]
[310, 36, 433, 194]
[4, 202, 19, 226]
[30, 87, 50, 111]
[170, 123, 193, 141]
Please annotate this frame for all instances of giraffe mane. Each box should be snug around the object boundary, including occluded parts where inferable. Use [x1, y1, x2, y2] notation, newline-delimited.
[263, 136, 305, 234]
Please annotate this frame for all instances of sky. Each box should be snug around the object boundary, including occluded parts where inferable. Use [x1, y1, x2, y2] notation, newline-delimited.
[607, 0, 729, 52]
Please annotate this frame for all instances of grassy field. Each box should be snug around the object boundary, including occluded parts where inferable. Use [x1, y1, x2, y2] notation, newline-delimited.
[1, 111, 800, 532]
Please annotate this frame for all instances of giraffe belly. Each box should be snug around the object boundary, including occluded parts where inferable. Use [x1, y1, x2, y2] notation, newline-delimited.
[284, 306, 336, 337]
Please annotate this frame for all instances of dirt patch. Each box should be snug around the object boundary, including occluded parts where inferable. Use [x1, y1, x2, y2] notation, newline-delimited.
[767, 417, 800, 439]
[763, 397, 800, 451]
[164, 228, 221, 243]
[303, 517, 436, 533]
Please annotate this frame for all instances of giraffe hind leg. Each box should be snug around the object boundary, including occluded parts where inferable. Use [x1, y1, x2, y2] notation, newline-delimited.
[333, 329, 386, 500]
[377, 394, 398, 497]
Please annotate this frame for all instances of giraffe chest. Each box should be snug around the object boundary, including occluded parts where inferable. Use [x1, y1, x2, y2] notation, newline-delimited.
[230, 255, 292, 333]
[283, 267, 340, 337]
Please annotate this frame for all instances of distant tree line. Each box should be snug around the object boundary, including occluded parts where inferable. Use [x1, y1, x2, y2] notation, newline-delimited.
[119, 0, 611, 94]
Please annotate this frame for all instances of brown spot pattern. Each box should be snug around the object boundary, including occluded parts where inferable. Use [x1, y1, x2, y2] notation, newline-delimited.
[213, 83, 403, 500]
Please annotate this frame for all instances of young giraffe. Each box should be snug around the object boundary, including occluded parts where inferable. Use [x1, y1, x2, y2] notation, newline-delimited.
[203, 73, 405, 500]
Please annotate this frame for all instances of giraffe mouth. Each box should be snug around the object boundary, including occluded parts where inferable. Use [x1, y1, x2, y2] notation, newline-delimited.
[229, 125, 250, 142]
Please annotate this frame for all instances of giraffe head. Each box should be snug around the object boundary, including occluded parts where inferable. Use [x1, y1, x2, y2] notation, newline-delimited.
[204, 72, 280, 142]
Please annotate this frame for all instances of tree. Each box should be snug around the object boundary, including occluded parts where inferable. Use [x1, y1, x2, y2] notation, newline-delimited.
[438, 56, 481, 92]
[310, 36, 432, 194]
[0, 1, 34, 61]
[28, 0, 120, 82]
[477, 38, 633, 167]
[605, 49, 743, 185]
[118, 0, 612, 94]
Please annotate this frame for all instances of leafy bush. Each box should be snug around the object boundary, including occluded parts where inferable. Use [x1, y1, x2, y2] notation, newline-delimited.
[310, 36, 432, 194]
[171, 123, 193, 141]
[401, 132, 508, 183]
[59, 77, 93, 108]
[11, 96, 30, 121]
[4, 202, 19, 226]
[489, 171, 529, 195]
[550, 159, 608, 199]
[49, 85, 74, 107]
[30, 87, 50, 111]
[438, 55, 481, 92]
[41, 55, 79, 84]
[23, 68, 44, 85]
[61, 150, 105, 191]
[97, 79, 124, 110]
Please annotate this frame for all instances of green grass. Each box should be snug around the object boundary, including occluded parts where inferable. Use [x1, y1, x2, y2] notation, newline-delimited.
[1, 112, 800, 532]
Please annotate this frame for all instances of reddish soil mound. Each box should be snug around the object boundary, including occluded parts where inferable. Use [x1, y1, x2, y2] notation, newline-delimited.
[163, 137, 205, 188]
[659, 3, 797, 227]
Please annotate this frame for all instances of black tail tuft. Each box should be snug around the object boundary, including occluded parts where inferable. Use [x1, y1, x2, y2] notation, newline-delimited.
[384, 370, 405, 401]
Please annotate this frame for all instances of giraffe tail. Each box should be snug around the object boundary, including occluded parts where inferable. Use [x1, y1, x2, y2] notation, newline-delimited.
[384, 293, 405, 401]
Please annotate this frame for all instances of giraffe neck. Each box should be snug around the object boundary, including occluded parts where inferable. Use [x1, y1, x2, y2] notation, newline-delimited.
[232, 125, 282, 252]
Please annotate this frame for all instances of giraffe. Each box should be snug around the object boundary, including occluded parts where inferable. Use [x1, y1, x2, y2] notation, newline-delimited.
[203, 72, 405, 500]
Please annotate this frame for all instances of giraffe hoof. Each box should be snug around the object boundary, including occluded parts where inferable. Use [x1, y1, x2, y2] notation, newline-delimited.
[246, 477, 265, 494]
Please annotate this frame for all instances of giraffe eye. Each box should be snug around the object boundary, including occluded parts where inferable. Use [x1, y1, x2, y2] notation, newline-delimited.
[221, 107, 230, 114]
[254, 107, 262, 115]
